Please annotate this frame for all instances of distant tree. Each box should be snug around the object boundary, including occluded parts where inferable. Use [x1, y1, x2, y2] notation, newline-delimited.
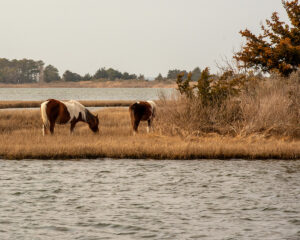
[234, 0, 300, 77]
[63, 70, 82, 82]
[123, 72, 131, 80]
[167, 69, 183, 79]
[155, 73, 164, 81]
[82, 73, 92, 81]
[106, 68, 122, 80]
[0, 58, 43, 83]
[126, 73, 137, 79]
[17, 58, 42, 83]
[93, 67, 108, 79]
[191, 67, 201, 81]
[44, 65, 60, 82]
[137, 74, 145, 80]
[93, 67, 138, 80]
[0, 66, 19, 83]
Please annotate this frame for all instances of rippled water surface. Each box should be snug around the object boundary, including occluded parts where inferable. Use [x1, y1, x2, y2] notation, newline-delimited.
[0, 159, 299, 240]
[0, 88, 174, 101]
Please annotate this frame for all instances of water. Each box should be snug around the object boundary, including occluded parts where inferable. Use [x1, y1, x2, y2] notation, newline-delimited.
[0, 88, 174, 101]
[0, 159, 299, 240]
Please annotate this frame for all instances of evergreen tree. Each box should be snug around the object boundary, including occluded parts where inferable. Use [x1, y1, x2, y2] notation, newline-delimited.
[106, 68, 122, 80]
[137, 74, 145, 80]
[191, 67, 201, 81]
[0, 58, 44, 83]
[82, 73, 92, 81]
[63, 70, 82, 82]
[155, 73, 164, 81]
[44, 65, 60, 82]
[94, 67, 108, 79]
[167, 69, 183, 79]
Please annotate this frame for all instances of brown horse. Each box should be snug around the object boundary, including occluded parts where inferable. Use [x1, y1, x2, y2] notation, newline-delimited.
[40, 99, 99, 135]
[129, 101, 156, 135]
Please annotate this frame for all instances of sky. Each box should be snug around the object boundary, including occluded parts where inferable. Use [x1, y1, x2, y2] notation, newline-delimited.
[0, 0, 289, 78]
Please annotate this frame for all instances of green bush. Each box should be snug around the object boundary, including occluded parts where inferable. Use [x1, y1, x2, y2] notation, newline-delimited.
[176, 67, 247, 106]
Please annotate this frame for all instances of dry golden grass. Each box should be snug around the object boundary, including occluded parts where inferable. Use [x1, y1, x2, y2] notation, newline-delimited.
[157, 73, 300, 139]
[0, 108, 299, 160]
[0, 79, 177, 88]
[0, 100, 134, 109]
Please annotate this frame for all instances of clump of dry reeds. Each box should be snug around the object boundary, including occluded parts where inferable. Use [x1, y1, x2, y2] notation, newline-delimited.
[156, 71, 300, 139]
[238, 72, 299, 137]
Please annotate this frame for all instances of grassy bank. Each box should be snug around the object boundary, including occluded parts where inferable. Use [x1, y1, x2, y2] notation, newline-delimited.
[0, 79, 177, 88]
[0, 108, 299, 160]
[0, 100, 134, 109]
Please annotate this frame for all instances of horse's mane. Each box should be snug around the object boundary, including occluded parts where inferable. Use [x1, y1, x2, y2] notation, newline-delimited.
[85, 108, 95, 122]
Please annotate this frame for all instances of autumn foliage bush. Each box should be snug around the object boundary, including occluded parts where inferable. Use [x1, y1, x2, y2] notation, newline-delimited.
[234, 0, 300, 77]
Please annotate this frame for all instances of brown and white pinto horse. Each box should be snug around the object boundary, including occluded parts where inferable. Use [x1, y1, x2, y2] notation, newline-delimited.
[129, 100, 156, 135]
[40, 99, 99, 135]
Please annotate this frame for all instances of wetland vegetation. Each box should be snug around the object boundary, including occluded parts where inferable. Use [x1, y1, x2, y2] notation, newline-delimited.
[0, 106, 298, 160]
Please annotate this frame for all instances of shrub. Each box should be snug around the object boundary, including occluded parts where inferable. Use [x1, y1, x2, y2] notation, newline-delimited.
[158, 70, 300, 138]
[234, 0, 300, 77]
[176, 67, 246, 106]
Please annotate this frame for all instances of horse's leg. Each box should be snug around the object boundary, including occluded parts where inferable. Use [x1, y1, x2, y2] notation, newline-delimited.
[129, 109, 136, 135]
[70, 121, 77, 134]
[147, 119, 152, 133]
[49, 121, 55, 135]
[42, 125, 48, 136]
[133, 118, 140, 135]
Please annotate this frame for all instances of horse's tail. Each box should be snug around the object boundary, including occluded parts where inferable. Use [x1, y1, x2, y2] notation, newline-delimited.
[147, 100, 156, 117]
[40, 100, 49, 128]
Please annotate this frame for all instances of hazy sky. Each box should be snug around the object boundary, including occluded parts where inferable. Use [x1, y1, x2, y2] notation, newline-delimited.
[0, 0, 289, 77]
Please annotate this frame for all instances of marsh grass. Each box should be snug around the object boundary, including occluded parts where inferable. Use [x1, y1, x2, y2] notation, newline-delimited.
[0, 100, 134, 109]
[0, 108, 299, 160]
[0, 79, 177, 88]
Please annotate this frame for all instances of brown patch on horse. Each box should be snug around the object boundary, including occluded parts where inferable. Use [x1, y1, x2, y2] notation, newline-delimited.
[42, 99, 71, 134]
[129, 101, 154, 134]
[46, 99, 71, 124]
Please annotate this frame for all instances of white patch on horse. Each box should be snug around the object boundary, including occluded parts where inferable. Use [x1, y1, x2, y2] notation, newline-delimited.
[147, 100, 156, 117]
[63, 100, 87, 123]
[41, 100, 49, 136]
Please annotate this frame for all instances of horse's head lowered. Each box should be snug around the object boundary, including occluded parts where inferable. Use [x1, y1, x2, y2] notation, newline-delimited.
[87, 113, 99, 133]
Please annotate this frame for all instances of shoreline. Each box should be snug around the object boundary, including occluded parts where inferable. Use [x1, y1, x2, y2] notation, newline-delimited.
[0, 100, 134, 109]
[0, 108, 299, 160]
[1, 151, 298, 161]
[1, 140, 298, 160]
[0, 80, 177, 89]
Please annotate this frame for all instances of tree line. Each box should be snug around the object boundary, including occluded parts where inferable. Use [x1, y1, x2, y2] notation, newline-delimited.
[0, 58, 44, 84]
[0, 57, 203, 84]
[155, 67, 202, 81]
[0, 59, 145, 84]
